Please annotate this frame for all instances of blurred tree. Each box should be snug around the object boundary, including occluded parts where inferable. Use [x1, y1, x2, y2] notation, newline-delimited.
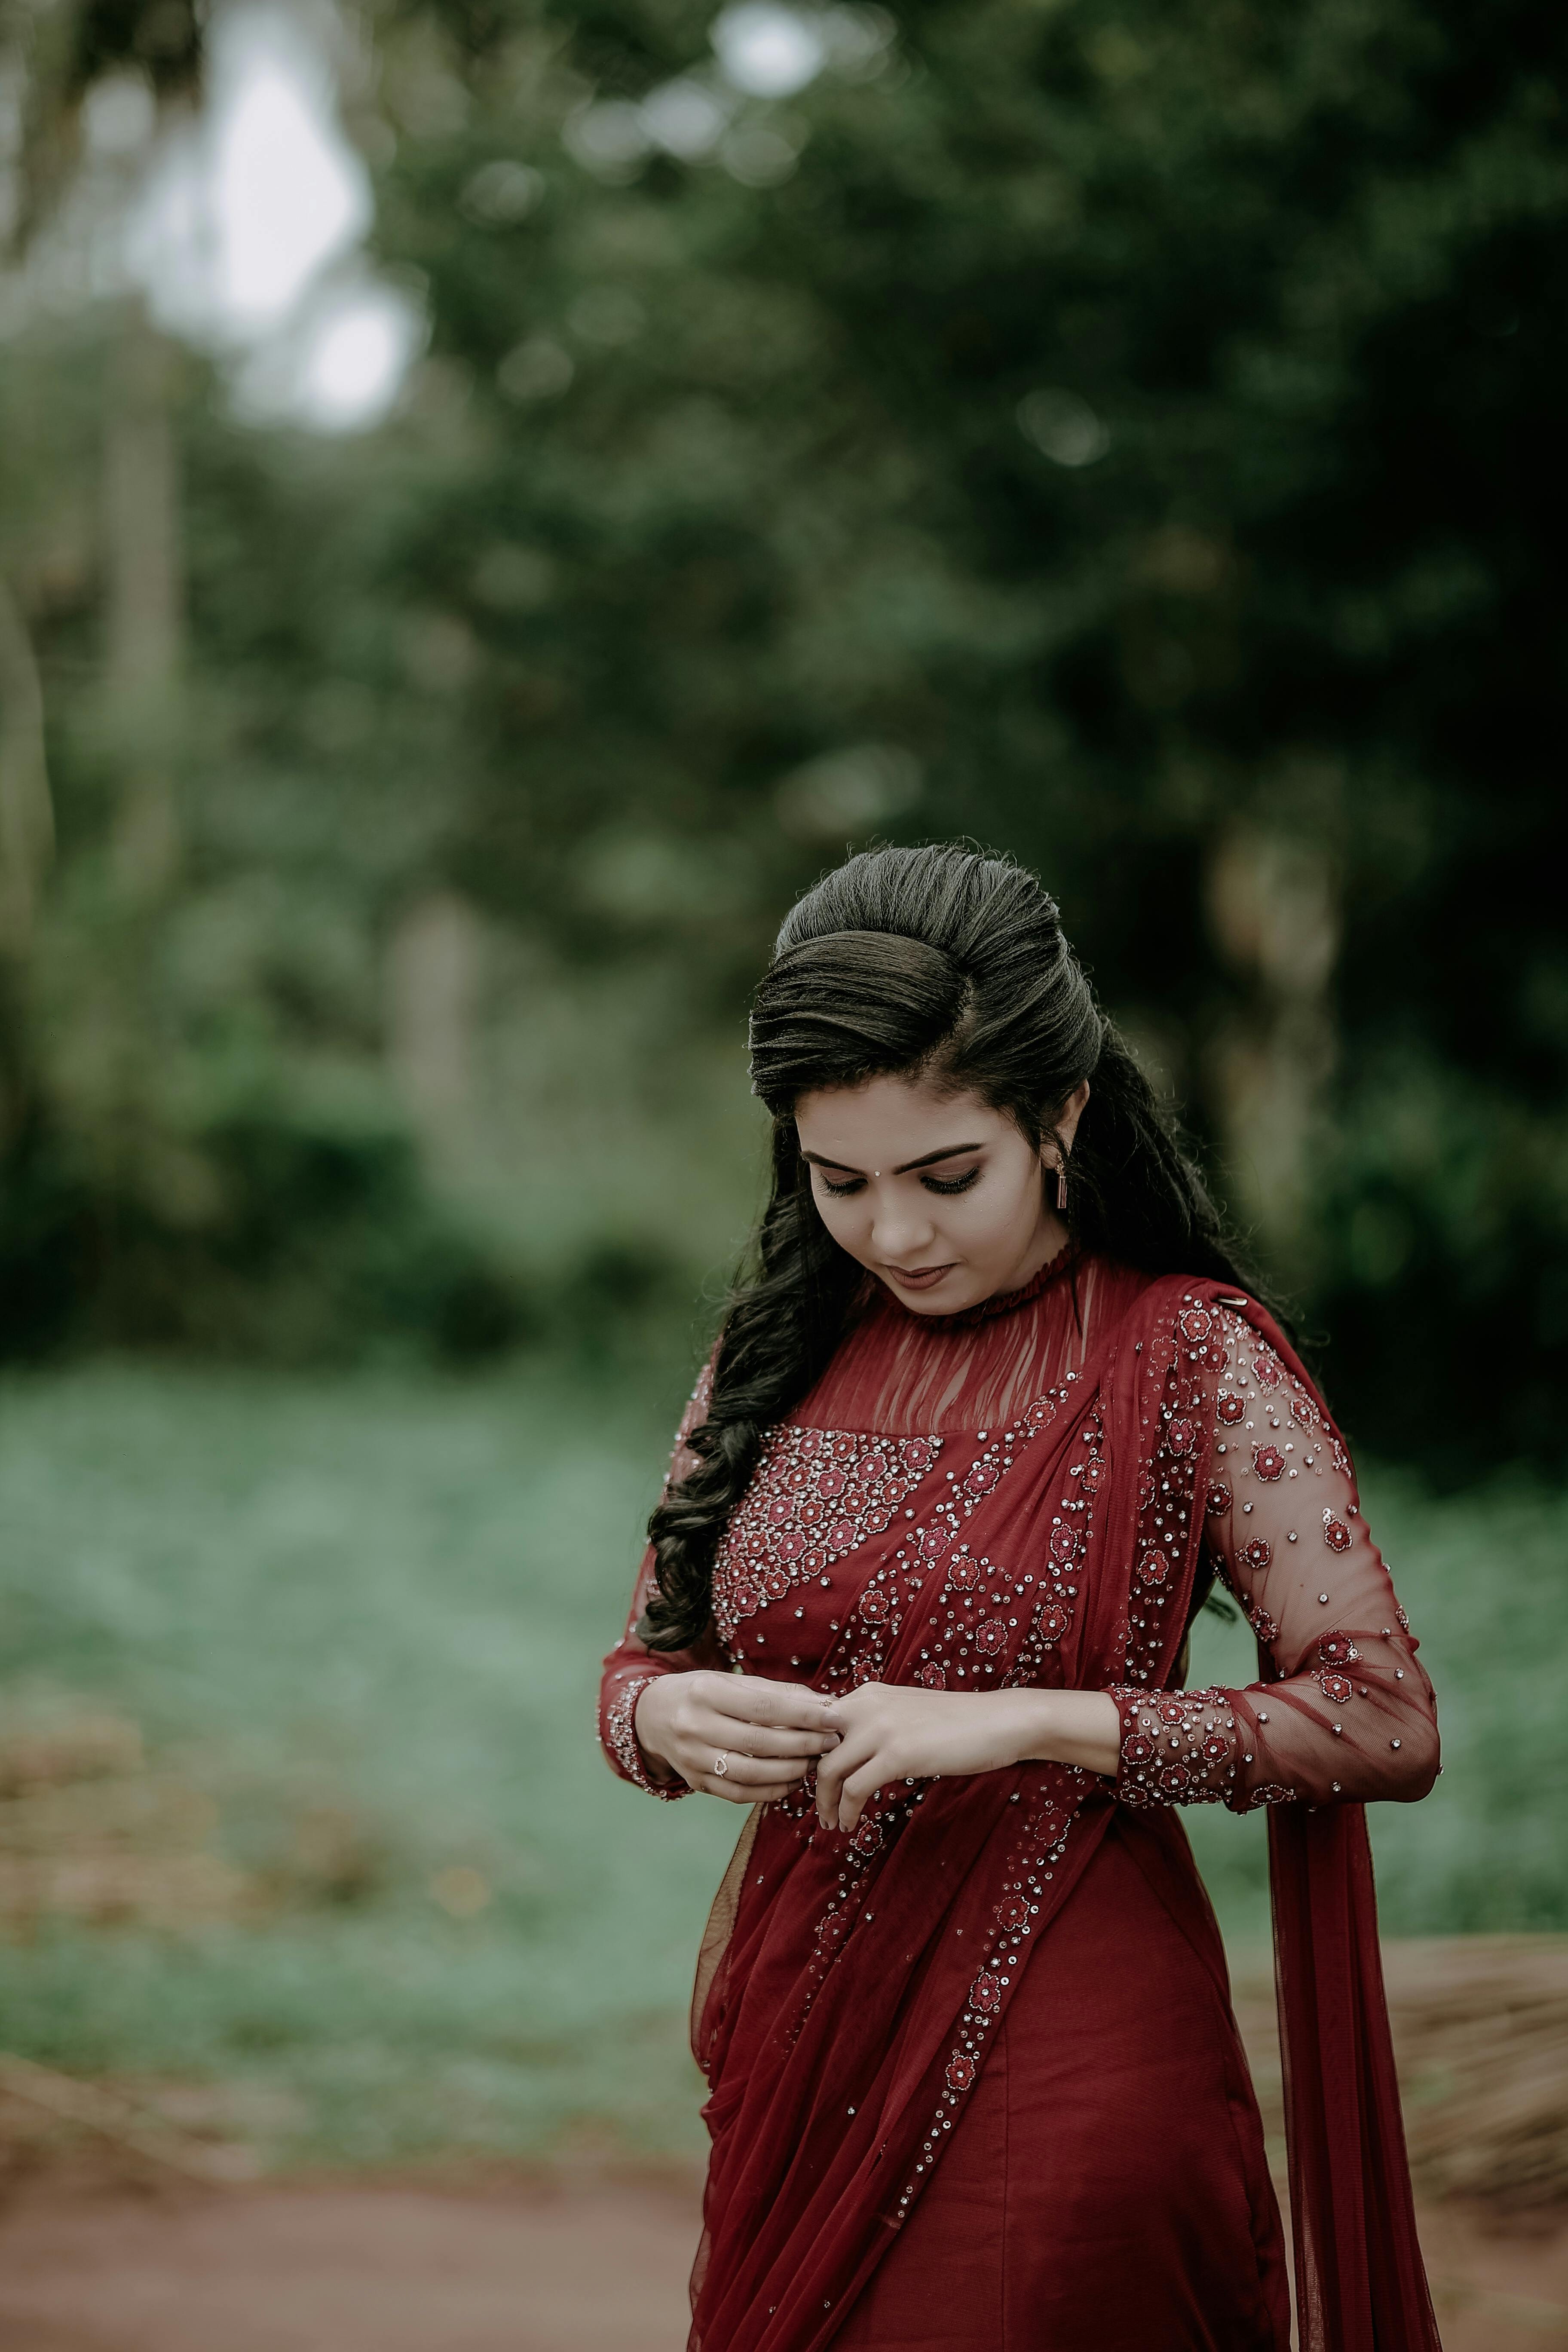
[0, 0, 1562, 1459]
[350, 0, 1565, 1465]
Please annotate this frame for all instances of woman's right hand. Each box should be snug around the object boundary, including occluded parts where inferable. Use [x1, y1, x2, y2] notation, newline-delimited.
[634, 1671, 842, 1804]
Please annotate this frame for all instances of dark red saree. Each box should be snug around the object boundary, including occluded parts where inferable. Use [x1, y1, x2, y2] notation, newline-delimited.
[600, 1256, 1442, 2352]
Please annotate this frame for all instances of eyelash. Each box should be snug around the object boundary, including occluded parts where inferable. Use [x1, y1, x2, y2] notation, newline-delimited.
[818, 1168, 981, 1199]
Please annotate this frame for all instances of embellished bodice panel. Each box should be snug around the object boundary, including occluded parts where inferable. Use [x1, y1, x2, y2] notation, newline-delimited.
[597, 1254, 1437, 1815]
[704, 1252, 1133, 1682]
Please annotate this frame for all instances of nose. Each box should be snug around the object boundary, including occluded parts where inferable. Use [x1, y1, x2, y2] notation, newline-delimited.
[868, 1185, 940, 1264]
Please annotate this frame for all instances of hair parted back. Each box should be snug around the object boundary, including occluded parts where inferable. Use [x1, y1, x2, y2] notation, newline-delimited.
[637, 843, 1261, 1651]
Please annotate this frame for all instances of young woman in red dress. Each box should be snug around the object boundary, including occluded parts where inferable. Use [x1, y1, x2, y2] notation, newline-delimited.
[598, 845, 1442, 2352]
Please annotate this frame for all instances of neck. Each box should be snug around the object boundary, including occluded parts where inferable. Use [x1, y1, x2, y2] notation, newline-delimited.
[995, 1204, 1071, 1298]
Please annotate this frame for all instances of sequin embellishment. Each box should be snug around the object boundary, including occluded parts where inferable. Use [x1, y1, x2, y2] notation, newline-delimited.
[713, 1427, 942, 1644]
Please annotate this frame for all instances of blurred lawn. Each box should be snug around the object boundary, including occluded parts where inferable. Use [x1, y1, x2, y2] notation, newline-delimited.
[0, 1362, 1562, 2172]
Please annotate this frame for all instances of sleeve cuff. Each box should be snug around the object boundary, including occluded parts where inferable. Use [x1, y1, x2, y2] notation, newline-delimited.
[1105, 1684, 1237, 1809]
[602, 1672, 692, 1800]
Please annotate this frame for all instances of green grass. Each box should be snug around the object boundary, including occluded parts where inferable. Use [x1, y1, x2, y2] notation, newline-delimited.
[0, 1362, 1562, 2170]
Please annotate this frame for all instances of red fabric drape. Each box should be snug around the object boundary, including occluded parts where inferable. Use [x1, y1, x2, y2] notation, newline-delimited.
[1248, 1313, 1442, 2352]
[1270, 1804, 1440, 2349]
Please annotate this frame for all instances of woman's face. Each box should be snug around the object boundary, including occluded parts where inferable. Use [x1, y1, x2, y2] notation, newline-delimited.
[794, 1073, 1089, 1316]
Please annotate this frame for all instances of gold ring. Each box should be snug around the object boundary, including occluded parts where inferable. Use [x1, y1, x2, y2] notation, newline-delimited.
[714, 1752, 729, 1777]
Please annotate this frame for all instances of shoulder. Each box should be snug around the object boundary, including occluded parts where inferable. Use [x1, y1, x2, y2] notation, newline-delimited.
[1096, 1264, 1246, 1347]
[1106, 1273, 1302, 1401]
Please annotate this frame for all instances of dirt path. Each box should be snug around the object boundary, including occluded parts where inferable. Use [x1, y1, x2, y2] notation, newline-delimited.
[0, 2180, 701, 2352]
[0, 2180, 1565, 2350]
[3, 1939, 1564, 2348]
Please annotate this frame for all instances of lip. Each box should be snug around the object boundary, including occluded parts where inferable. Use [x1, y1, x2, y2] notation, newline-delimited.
[884, 1262, 958, 1292]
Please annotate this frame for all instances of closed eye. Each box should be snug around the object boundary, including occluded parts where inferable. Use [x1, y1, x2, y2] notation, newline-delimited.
[815, 1166, 981, 1198]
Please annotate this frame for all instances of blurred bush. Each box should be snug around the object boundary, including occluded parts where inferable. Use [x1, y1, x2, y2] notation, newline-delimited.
[0, 1082, 527, 1360]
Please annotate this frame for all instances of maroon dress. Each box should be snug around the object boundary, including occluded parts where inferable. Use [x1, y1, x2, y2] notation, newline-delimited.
[598, 1252, 1442, 2352]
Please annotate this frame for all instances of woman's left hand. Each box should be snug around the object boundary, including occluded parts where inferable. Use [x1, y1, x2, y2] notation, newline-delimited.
[813, 1682, 1123, 1831]
[812, 1684, 1037, 1832]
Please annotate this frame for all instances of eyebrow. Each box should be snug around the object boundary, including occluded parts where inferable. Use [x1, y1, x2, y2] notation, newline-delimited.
[800, 1142, 986, 1177]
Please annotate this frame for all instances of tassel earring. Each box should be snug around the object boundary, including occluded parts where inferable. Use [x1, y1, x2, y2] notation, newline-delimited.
[1054, 1160, 1068, 1213]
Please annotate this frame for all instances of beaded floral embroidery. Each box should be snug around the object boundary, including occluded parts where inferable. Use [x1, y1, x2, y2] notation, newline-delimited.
[826, 1380, 1084, 1697]
[1108, 1302, 1431, 1815]
[712, 1426, 943, 1647]
[898, 1765, 1087, 2217]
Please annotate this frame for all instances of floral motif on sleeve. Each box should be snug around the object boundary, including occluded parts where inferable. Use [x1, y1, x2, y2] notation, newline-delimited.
[1109, 1304, 1440, 1814]
[1108, 1687, 1237, 1807]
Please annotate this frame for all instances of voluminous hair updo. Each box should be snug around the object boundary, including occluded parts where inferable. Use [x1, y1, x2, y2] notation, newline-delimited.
[637, 843, 1256, 1652]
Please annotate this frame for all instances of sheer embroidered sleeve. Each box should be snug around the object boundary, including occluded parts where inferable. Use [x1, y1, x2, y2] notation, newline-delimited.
[1109, 1307, 1439, 1813]
[597, 1357, 728, 1799]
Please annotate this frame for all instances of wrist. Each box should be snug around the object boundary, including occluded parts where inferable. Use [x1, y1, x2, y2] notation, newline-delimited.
[1007, 1687, 1121, 1778]
[1003, 1688, 1061, 1766]
[633, 1679, 678, 1779]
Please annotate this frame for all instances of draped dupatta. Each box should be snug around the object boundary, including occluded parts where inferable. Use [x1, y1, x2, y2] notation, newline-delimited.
[687, 1274, 1439, 2352]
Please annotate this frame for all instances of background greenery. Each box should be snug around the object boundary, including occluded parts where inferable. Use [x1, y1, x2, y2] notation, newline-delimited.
[0, 0, 1564, 2171]
[0, 1359, 1560, 2171]
[2, 0, 1564, 1462]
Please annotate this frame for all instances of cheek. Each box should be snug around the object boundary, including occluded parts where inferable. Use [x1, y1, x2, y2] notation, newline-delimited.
[958, 1170, 1039, 1245]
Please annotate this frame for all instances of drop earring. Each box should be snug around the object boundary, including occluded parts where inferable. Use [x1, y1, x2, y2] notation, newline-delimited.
[1054, 1161, 1068, 1213]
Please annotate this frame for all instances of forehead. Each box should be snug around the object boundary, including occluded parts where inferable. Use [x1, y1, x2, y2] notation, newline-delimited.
[794, 1076, 1011, 1163]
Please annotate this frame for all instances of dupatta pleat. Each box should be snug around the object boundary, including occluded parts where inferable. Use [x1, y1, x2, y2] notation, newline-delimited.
[1269, 1767, 1442, 2350]
[1249, 1311, 1442, 2352]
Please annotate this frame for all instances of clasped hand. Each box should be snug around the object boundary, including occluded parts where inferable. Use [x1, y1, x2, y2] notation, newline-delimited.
[634, 1673, 1063, 1831]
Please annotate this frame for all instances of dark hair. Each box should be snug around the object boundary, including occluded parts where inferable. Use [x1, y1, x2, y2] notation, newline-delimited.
[638, 844, 1262, 1651]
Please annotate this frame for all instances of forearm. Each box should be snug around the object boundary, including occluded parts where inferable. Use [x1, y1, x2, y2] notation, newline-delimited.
[814, 1681, 1122, 1832]
[1001, 1687, 1121, 1778]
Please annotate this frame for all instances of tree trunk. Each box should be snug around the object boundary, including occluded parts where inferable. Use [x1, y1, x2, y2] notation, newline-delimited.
[386, 890, 484, 1170]
[102, 296, 183, 899]
[0, 573, 53, 956]
[1205, 816, 1341, 1277]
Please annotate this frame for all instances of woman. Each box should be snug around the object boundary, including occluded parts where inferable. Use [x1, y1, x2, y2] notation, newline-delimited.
[598, 845, 1442, 2352]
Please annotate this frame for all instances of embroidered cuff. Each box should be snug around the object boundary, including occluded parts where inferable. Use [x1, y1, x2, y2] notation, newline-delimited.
[602, 1672, 691, 1800]
[1106, 1684, 1237, 1809]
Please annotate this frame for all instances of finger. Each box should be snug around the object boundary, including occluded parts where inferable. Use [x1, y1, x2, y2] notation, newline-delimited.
[710, 1680, 837, 1732]
[836, 1763, 892, 1834]
[693, 1717, 840, 1761]
[815, 1732, 879, 1822]
[701, 1772, 800, 1804]
[699, 1751, 807, 1792]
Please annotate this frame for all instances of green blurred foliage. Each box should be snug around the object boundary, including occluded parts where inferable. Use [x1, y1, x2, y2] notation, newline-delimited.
[0, 0, 1565, 1468]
